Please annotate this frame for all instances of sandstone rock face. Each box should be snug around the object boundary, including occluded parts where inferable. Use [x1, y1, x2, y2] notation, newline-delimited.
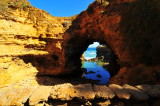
[63, 0, 160, 85]
[0, 0, 75, 87]
[1, 0, 160, 87]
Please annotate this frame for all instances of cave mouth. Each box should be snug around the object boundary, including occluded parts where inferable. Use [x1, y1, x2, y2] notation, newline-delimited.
[81, 42, 111, 85]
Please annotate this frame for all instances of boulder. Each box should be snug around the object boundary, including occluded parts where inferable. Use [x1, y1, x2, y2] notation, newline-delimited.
[136, 84, 152, 92]
[109, 84, 131, 99]
[93, 85, 115, 99]
[73, 84, 95, 100]
[50, 83, 95, 101]
[50, 83, 75, 101]
[123, 84, 149, 101]
[29, 86, 53, 105]
[0, 87, 37, 106]
[136, 84, 160, 98]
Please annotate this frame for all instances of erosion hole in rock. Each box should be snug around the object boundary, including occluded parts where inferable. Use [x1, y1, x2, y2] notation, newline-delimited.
[80, 42, 119, 85]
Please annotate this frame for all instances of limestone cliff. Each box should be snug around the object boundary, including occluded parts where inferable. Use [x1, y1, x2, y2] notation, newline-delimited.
[0, 0, 75, 87]
[1, 0, 160, 86]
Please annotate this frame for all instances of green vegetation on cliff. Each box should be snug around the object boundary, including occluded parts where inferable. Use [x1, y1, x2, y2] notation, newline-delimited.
[0, 0, 31, 12]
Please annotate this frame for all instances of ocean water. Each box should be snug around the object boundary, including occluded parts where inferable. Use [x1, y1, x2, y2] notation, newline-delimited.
[84, 48, 97, 60]
[83, 62, 110, 85]
[83, 47, 110, 85]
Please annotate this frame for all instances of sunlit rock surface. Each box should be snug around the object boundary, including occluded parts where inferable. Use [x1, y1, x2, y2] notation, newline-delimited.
[0, 1, 160, 105]
[0, 0, 75, 87]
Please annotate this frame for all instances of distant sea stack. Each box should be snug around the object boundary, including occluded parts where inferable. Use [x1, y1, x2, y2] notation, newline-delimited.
[96, 45, 112, 62]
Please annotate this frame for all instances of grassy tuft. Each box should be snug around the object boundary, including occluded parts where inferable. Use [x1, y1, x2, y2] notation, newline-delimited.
[0, 0, 31, 12]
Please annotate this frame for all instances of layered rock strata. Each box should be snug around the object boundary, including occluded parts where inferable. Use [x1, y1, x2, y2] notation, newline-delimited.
[0, 0, 75, 86]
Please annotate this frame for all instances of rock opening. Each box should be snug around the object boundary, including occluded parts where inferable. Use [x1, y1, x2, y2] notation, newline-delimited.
[81, 42, 111, 85]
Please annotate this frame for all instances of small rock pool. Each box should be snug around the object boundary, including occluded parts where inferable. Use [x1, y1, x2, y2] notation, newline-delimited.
[82, 61, 110, 85]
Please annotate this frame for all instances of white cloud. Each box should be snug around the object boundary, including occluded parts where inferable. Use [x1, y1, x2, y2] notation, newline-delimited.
[88, 42, 100, 48]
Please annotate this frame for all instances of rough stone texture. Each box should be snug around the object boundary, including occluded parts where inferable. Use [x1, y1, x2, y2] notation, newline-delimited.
[63, 0, 160, 85]
[29, 86, 53, 105]
[0, 83, 160, 105]
[109, 84, 131, 99]
[96, 45, 113, 62]
[93, 85, 115, 99]
[136, 84, 160, 98]
[50, 83, 95, 101]
[0, 0, 160, 88]
[0, 57, 38, 87]
[0, 0, 75, 87]
[50, 83, 75, 101]
[73, 84, 95, 100]
[123, 84, 150, 101]
[0, 86, 38, 106]
[0, 0, 160, 105]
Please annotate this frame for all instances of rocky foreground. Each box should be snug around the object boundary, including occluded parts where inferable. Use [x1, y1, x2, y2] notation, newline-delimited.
[0, 76, 160, 106]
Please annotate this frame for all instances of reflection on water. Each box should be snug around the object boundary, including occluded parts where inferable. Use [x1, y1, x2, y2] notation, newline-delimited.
[82, 62, 110, 85]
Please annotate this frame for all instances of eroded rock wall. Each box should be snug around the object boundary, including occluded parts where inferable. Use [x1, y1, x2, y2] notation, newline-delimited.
[0, 0, 75, 87]
[63, 0, 160, 85]
[1, 0, 160, 86]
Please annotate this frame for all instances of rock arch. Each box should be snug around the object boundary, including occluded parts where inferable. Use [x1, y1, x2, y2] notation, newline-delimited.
[61, 0, 160, 85]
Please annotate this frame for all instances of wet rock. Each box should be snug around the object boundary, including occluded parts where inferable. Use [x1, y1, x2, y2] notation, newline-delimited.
[109, 84, 131, 99]
[96, 74, 102, 78]
[29, 86, 52, 105]
[85, 71, 96, 74]
[93, 85, 115, 99]
[123, 84, 149, 101]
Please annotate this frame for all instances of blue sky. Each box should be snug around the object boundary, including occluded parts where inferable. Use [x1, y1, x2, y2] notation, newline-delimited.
[28, 0, 94, 17]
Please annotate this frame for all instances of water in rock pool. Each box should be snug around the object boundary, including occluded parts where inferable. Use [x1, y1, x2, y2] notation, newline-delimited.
[82, 61, 110, 85]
